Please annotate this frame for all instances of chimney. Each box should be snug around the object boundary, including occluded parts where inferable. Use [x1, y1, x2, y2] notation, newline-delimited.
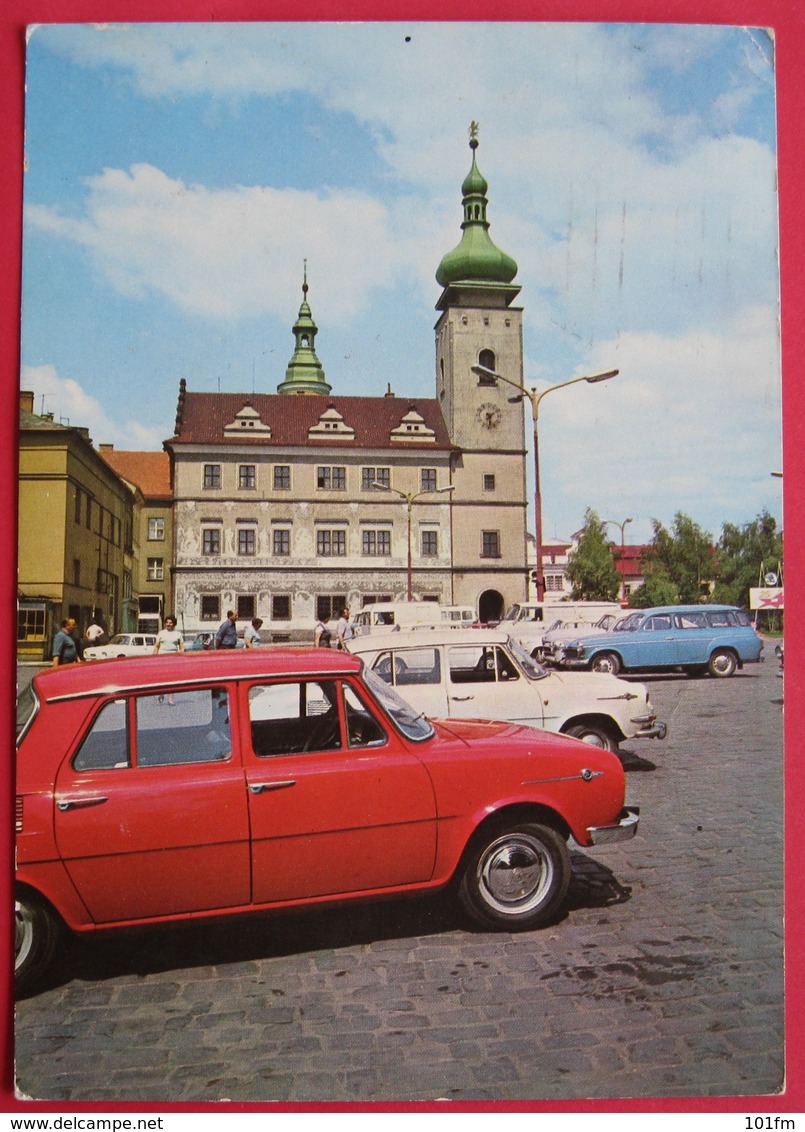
[99, 444, 114, 452]
[20, 390, 34, 413]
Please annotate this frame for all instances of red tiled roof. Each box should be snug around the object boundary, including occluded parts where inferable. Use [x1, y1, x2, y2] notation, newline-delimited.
[168, 391, 454, 451]
[99, 449, 172, 499]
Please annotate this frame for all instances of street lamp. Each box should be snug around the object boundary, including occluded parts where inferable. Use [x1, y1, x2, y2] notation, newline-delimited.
[603, 517, 633, 605]
[372, 482, 455, 601]
[471, 363, 619, 602]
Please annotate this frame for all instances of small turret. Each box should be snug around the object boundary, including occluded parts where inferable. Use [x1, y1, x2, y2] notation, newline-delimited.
[277, 263, 332, 396]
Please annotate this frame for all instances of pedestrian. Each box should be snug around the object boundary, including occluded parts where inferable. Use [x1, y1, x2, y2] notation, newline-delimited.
[215, 609, 239, 649]
[153, 616, 185, 655]
[315, 616, 332, 648]
[52, 618, 81, 666]
[85, 618, 104, 646]
[244, 617, 263, 648]
[335, 606, 355, 650]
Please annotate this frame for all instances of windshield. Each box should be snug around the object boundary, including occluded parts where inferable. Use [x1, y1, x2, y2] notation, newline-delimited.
[361, 665, 435, 742]
[16, 683, 39, 745]
[506, 637, 550, 681]
[614, 614, 642, 631]
[109, 635, 129, 645]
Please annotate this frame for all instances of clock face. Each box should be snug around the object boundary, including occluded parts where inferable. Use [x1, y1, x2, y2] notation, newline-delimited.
[477, 402, 502, 429]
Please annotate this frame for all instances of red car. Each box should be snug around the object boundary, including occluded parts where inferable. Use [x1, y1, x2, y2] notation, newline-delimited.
[15, 650, 639, 992]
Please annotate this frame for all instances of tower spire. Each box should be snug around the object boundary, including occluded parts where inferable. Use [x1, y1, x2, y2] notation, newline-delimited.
[277, 264, 332, 396]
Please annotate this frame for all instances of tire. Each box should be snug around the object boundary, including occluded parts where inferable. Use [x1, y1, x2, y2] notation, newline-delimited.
[708, 649, 737, 678]
[15, 889, 61, 995]
[564, 722, 618, 752]
[458, 821, 571, 930]
[590, 651, 622, 676]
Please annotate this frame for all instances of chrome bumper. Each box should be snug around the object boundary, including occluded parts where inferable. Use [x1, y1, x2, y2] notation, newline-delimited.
[632, 718, 668, 740]
[587, 806, 640, 845]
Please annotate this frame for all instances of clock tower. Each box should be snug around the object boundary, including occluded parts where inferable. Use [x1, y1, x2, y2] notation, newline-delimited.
[434, 125, 529, 619]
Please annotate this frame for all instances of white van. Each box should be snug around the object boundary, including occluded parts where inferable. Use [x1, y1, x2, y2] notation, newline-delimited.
[440, 606, 477, 626]
[353, 602, 444, 635]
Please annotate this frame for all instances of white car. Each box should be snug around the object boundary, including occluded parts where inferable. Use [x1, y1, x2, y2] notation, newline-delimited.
[540, 613, 628, 664]
[348, 628, 667, 752]
[83, 633, 157, 660]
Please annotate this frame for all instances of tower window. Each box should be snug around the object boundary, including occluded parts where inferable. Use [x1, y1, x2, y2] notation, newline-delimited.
[477, 349, 496, 382]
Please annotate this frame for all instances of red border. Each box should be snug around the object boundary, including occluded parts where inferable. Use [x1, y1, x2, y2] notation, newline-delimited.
[2, 1, 802, 1115]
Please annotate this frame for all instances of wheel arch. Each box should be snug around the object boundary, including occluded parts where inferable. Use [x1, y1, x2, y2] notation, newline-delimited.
[588, 649, 625, 673]
[709, 645, 741, 669]
[453, 802, 572, 880]
[559, 713, 625, 743]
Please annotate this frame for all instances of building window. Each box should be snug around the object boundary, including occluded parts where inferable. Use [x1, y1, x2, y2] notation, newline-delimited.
[73, 559, 81, 586]
[317, 594, 347, 621]
[317, 529, 347, 556]
[273, 465, 291, 490]
[273, 528, 291, 556]
[237, 595, 256, 621]
[17, 606, 46, 644]
[477, 349, 497, 382]
[201, 596, 220, 622]
[203, 464, 221, 490]
[362, 529, 391, 557]
[238, 528, 256, 556]
[421, 468, 437, 493]
[363, 466, 390, 491]
[317, 466, 347, 491]
[272, 595, 291, 621]
[86, 498, 93, 530]
[421, 530, 438, 557]
[483, 474, 496, 492]
[239, 465, 256, 490]
[481, 531, 501, 559]
[123, 570, 132, 601]
[202, 529, 221, 556]
[74, 488, 82, 525]
[147, 557, 164, 581]
[148, 517, 165, 541]
[545, 574, 564, 592]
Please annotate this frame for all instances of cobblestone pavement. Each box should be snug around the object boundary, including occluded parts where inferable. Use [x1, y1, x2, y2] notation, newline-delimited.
[14, 658, 784, 1103]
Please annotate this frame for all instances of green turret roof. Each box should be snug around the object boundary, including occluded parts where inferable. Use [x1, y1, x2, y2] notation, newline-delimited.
[277, 264, 332, 396]
[436, 124, 518, 289]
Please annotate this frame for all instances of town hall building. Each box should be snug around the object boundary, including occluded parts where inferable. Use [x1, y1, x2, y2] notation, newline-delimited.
[166, 129, 530, 638]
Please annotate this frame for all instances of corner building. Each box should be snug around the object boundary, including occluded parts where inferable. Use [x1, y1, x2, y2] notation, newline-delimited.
[166, 132, 528, 637]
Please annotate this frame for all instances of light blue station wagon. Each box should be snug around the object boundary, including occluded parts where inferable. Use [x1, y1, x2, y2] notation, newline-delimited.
[554, 605, 763, 678]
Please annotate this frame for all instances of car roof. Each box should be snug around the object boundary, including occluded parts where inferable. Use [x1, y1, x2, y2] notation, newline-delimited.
[349, 628, 510, 652]
[633, 604, 739, 615]
[33, 648, 363, 702]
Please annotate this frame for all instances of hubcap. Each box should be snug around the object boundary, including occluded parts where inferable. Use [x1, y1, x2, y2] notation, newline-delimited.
[713, 654, 733, 674]
[15, 900, 33, 971]
[478, 833, 553, 914]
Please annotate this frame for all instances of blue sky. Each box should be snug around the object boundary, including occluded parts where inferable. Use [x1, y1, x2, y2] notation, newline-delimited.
[20, 21, 781, 546]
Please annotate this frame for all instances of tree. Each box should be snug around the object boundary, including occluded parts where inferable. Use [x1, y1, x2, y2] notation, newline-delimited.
[565, 510, 622, 601]
[628, 574, 679, 608]
[635, 512, 716, 605]
[713, 510, 783, 618]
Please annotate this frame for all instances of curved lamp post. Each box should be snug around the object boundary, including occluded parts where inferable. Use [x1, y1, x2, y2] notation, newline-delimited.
[603, 517, 633, 604]
[372, 482, 455, 601]
[471, 363, 619, 602]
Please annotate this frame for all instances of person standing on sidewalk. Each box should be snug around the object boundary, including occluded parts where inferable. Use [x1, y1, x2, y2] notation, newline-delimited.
[153, 617, 185, 654]
[52, 618, 81, 666]
[336, 607, 355, 650]
[215, 609, 239, 649]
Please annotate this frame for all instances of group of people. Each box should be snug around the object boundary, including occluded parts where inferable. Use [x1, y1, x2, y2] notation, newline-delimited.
[315, 606, 354, 649]
[52, 607, 353, 665]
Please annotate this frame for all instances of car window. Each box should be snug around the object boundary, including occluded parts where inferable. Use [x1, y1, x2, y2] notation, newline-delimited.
[448, 645, 519, 684]
[73, 698, 129, 770]
[134, 687, 231, 766]
[676, 612, 708, 629]
[506, 637, 548, 680]
[643, 615, 672, 631]
[372, 647, 441, 687]
[706, 610, 737, 627]
[249, 680, 341, 757]
[343, 683, 387, 748]
[16, 683, 39, 744]
[361, 666, 434, 742]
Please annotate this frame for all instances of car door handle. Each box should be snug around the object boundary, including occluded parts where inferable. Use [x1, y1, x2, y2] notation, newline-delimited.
[248, 780, 297, 794]
[451, 695, 475, 701]
[57, 796, 108, 811]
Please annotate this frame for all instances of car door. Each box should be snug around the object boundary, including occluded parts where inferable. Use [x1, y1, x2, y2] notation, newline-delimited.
[628, 614, 679, 668]
[369, 644, 449, 719]
[53, 685, 251, 923]
[445, 642, 545, 726]
[243, 677, 437, 904]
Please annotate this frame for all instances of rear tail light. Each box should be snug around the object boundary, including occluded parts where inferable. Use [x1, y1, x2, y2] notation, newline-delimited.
[15, 797, 23, 834]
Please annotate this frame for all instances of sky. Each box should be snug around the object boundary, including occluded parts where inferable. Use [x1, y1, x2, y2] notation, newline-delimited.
[19, 20, 782, 547]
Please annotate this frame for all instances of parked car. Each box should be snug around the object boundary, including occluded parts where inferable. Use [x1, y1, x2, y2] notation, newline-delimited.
[348, 628, 667, 752]
[553, 605, 763, 677]
[500, 602, 623, 657]
[83, 633, 157, 660]
[539, 613, 624, 663]
[15, 650, 639, 993]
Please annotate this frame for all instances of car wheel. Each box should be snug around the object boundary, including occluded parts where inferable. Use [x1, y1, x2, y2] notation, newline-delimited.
[458, 821, 571, 930]
[564, 722, 618, 752]
[15, 889, 61, 995]
[591, 651, 622, 675]
[708, 649, 737, 678]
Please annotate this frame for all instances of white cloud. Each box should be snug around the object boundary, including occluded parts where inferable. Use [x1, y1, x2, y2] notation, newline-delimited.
[20, 363, 164, 449]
